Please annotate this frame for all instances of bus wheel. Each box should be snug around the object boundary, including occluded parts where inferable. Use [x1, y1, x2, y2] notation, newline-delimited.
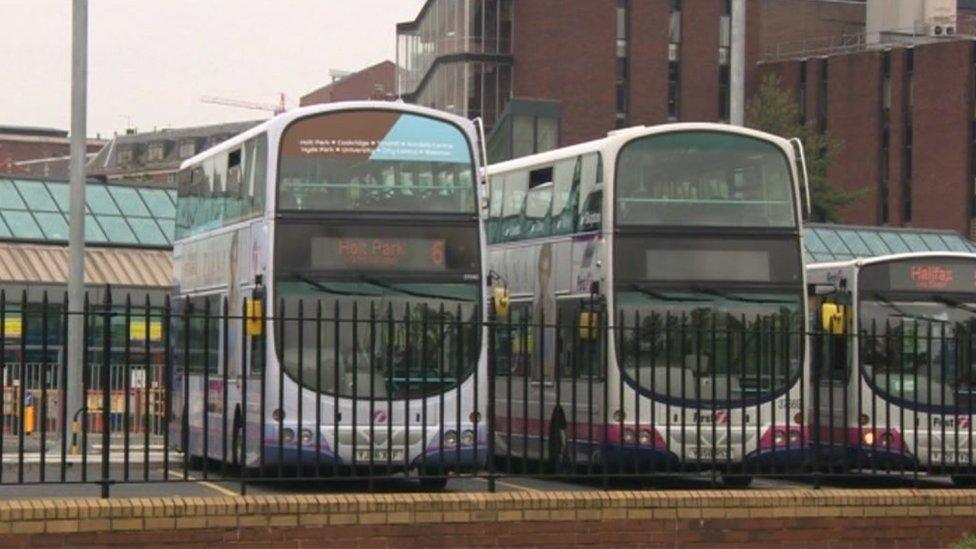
[420, 476, 448, 490]
[723, 475, 753, 488]
[547, 410, 569, 473]
[951, 475, 976, 488]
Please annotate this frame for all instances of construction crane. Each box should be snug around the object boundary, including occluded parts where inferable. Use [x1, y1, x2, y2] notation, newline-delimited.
[200, 93, 288, 115]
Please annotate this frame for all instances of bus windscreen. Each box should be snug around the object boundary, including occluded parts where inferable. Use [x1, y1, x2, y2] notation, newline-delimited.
[615, 131, 796, 228]
[278, 110, 476, 214]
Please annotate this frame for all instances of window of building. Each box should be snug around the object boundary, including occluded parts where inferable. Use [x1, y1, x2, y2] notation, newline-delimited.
[616, 0, 629, 127]
[147, 142, 165, 163]
[880, 50, 891, 224]
[179, 140, 196, 159]
[903, 123, 913, 221]
[668, 0, 682, 121]
[668, 62, 680, 121]
[799, 61, 808, 126]
[116, 147, 134, 166]
[818, 59, 828, 131]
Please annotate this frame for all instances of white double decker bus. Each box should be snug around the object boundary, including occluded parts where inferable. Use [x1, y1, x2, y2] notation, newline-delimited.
[486, 123, 810, 484]
[170, 102, 488, 487]
[808, 248, 976, 485]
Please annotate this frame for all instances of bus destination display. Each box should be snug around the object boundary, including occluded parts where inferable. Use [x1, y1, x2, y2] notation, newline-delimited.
[886, 261, 976, 292]
[310, 237, 446, 271]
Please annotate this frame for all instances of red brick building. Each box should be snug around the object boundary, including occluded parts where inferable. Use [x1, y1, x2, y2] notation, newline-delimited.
[300, 61, 397, 106]
[398, 0, 976, 236]
[0, 126, 105, 175]
[761, 39, 976, 236]
[396, 0, 865, 158]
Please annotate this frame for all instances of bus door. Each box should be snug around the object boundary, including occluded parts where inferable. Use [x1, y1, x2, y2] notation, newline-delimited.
[555, 295, 604, 452]
[809, 284, 851, 453]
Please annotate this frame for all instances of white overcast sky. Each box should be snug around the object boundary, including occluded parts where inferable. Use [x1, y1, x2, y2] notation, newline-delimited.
[0, 0, 425, 137]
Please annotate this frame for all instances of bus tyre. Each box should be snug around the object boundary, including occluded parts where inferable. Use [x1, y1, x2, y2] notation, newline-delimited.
[420, 476, 448, 490]
[547, 410, 570, 473]
[951, 475, 976, 488]
[723, 475, 753, 488]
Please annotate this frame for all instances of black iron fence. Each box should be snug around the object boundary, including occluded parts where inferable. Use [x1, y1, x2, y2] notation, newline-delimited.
[1, 289, 976, 496]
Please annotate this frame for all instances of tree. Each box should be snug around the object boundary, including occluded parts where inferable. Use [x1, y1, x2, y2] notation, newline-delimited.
[746, 74, 862, 222]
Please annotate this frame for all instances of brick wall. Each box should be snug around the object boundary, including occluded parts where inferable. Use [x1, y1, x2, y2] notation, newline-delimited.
[911, 40, 973, 235]
[512, 0, 618, 146]
[758, 39, 975, 235]
[1, 489, 975, 547]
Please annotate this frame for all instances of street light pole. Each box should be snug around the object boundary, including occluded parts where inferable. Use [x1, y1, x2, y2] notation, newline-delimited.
[66, 0, 88, 448]
[730, 0, 746, 126]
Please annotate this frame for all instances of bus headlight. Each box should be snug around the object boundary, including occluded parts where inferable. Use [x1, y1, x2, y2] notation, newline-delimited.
[301, 429, 314, 444]
[863, 432, 875, 445]
[282, 428, 295, 443]
[773, 430, 786, 446]
[443, 430, 459, 446]
[622, 429, 636, 443]
[460, 430, 475, 446]
[638, 430, 653, 446]
[788, 429, 800, 443]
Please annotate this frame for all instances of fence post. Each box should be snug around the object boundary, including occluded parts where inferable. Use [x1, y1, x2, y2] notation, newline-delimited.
[100, 287, 112, 498]
[486, 297, 496, 493]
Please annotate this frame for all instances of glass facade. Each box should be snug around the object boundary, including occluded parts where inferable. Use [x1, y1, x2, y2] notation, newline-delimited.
[0, 177, 176, 248]
[803, 224, 976, 264]
[397, 0, 513, 129]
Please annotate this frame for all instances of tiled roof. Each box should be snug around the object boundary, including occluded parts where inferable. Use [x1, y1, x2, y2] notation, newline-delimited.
[0, 242, 171, 288]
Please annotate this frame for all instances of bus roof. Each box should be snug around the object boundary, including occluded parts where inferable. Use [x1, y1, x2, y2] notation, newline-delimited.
[485, 122, 795, 176]
[179, 101, 478, 171]
[804, 222, 976, 267]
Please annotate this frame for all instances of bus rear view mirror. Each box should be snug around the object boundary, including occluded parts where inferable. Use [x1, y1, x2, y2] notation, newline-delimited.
[492, 286, 510, 319]
[579, 311, 598, 340]
[246, 298, 264, 336]
[820, 302, 847, 335]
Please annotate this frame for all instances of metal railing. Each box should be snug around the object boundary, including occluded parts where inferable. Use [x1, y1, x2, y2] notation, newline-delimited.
[1, 288, 976, 496]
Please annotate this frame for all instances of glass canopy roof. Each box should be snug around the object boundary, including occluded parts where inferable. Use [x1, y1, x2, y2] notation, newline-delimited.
[0, 177, 176, 248]
[804, 223, 976, 264]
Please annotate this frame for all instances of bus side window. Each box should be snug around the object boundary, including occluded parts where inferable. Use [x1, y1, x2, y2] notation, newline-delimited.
[225, 149, 243, 223]
[175, 169, 193, 239]
[502, 171, 528, 242]
[487, 174, 505, 244]
[495, 301, 533, 377]
[524, 167, 553, 239]
[578, 153, 602, 232]
[551, 157, 580, 236]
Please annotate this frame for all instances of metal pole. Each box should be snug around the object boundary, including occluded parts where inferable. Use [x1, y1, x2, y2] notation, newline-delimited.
[730, 0, 746, 125]
[66, 0, 88, 447]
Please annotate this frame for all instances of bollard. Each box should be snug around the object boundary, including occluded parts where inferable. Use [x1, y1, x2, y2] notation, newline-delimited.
[23, 393, 35, 435]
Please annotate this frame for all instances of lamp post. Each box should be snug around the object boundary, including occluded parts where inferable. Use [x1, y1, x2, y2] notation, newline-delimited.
[66, 0, 88, 448]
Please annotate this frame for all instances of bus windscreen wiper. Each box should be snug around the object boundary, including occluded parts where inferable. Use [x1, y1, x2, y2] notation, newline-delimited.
[357, 275, 473, 302]
[626, 284, 708, 302]
[930, 294, 976, 315]
[289, 273, 365, 297]
[690, 286, 791, 305]
[871, 292, 946, 324]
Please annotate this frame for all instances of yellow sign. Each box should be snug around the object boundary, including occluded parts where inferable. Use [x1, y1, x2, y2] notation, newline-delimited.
[246, 299, 264, 336]
[129, 320, 163, 341]
[3, 316, 22, 338]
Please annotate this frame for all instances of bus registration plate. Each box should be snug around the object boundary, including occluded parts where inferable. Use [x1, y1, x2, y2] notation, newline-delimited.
[688, 447, 730, 460]
[931, 451, 973, 463]
[355, 449, 405, 462]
